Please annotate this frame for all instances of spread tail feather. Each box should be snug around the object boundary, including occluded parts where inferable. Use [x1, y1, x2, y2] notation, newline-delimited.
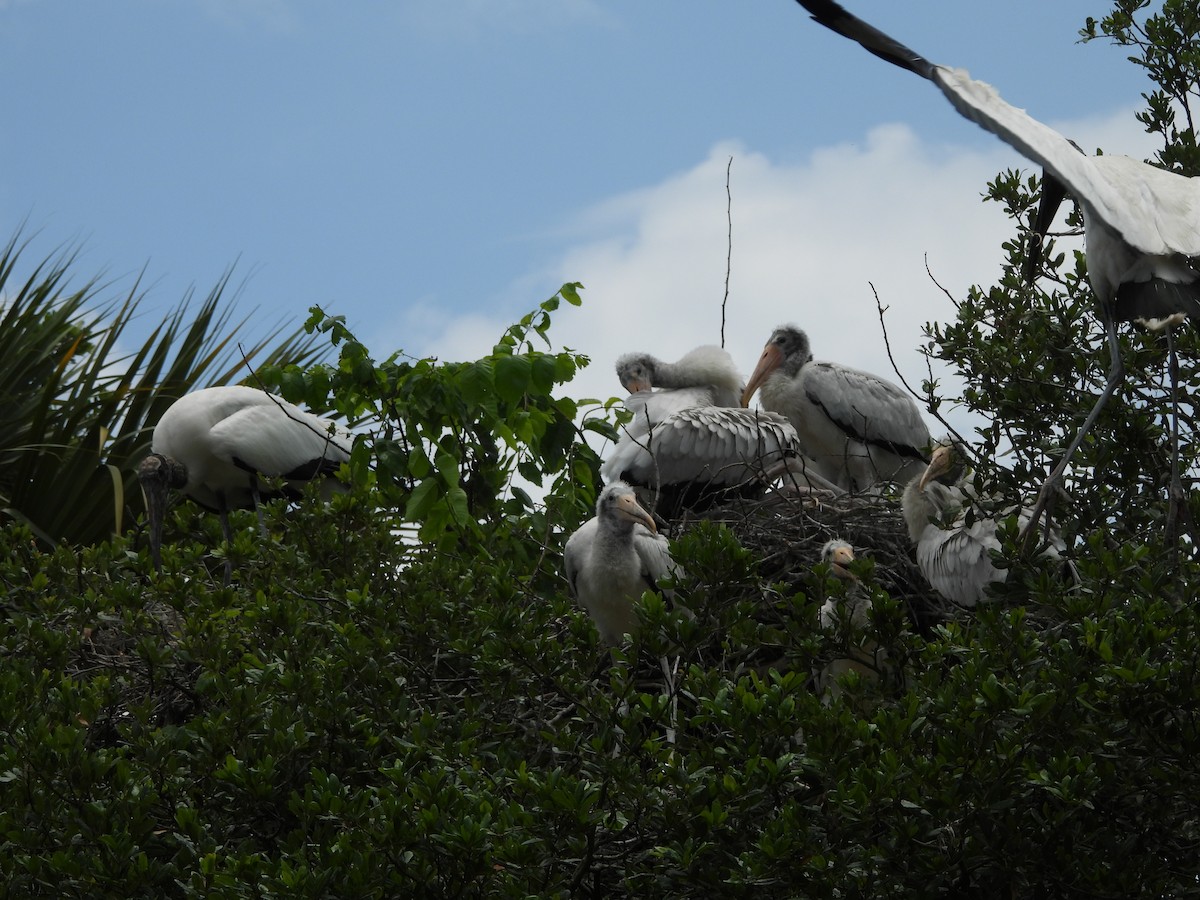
[1115, 277, 1200, 325]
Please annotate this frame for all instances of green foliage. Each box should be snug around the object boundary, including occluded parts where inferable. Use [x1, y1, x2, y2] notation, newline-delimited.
[0, 231, 326, 548]
[259, 282, 603, 553]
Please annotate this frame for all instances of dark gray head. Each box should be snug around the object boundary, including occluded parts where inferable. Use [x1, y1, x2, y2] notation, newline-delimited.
[615, 353, 657, 393]
[137, 453, 188, 572]
[742, 325, 813, 405]
[765, 326, 813, 375]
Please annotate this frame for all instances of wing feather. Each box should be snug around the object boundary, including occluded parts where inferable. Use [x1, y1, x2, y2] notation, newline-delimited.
[803, 362, 929, 459]
[603, 404, 797, 487]
[208, 403, 353, 479]
[793, 0, 1200, 258]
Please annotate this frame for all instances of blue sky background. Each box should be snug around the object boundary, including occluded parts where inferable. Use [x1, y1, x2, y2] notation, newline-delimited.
[2, 1, 1158, 437]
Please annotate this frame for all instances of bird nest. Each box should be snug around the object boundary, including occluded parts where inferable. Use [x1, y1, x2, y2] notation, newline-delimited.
[673, 484, 953, 636]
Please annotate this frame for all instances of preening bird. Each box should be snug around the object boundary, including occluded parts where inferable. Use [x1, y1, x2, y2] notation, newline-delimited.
[792, 0, 1200, 532]
[901, 441, 1064, 608]
[814, 540, 888, 701]
[563, 481, 679, 644]
[616, 345, 743, 408]
[604, 346, 815, 508]
[137, 385, 354, 579]
[741, 326, 930, 492]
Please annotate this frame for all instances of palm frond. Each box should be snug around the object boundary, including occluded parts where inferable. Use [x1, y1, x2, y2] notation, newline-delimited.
[0, 230, 328, 547]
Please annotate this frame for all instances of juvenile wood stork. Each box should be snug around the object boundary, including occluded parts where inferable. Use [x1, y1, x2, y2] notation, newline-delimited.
[901, 441, 1064, 608]
[742, 326, 930, 492]
[814, 540, 889, 702]
[137, 385, 354, 579]
[792, 0, 1200, 534]
[604, 345, 835, 511]
[563, 481, 679, 644]
[616, 345, 743, 408]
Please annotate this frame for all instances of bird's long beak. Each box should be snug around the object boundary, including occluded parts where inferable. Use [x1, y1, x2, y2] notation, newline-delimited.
[615, 493, 657, 533]
[741, 343, 782, 407]
[918, 444, 954, 491]
[137, 457, 167, 572]
[624, 377, 653, 393]
[830, 544, 855, 569]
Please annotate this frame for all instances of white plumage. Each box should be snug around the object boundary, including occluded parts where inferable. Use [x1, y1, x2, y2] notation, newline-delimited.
[901, 442, 1064, 608]
[137, 385, 353, 576]
[604, 346, 809, 499]
[742, 326, 929, 492]
[794, 0, 1200, 527]
[563, 481, 678, 644]
[814, 540, 888, 702]
[616, 346, 743, 408]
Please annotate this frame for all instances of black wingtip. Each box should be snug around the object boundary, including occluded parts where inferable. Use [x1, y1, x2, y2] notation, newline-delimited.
[792, 0, 937, 81]
[1022, 171, 1070, 284]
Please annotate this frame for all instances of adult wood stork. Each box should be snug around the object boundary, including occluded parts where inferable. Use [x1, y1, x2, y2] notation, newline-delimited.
[137, 385, 354, 580]
[901, 441, 1064, 608]
[741, 326, 930, 492]
[563, 481, 679, 644]
[792, 0, 1200, 534]
[814, 540, 888, 702]
[603, 345, 835, 511]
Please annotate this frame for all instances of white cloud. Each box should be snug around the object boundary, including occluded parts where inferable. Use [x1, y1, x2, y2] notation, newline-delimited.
[406, 105, 1154, 451]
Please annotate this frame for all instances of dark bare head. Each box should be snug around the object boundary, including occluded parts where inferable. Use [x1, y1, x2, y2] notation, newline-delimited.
[137, 453, 188, 572]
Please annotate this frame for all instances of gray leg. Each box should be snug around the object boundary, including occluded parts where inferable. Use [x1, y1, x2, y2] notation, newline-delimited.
[251, 475, 267, 536]
[1022, 316, 1125, 551]
[218, 498, 234, 587]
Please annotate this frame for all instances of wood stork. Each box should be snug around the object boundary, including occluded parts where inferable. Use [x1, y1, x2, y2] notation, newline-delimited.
[901, 441, 1064, 608]
[137, 385, 354, 580]
[741, 326, 930, 492]
[603, 345, 836, 511]
[563, 481, 679, 644]
[814, 540, 888, 702]
[616, 345, 743, 408]
[792, 0, 1200, 535]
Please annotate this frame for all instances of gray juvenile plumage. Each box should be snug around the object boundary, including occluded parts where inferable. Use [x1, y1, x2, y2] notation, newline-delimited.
[742, 326, 929, 492]
[901, 442, 1064, 608]
[605, 346, 806, 498]
[814, 540, 888, 701]
[563, 482, 678, 644]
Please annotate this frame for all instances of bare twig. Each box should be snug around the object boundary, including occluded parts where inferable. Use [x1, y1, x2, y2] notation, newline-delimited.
[722, 156, 733, 349]
[868, 282, 966, 450]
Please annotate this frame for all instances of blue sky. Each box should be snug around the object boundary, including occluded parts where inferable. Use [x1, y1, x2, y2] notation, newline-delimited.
[2, 1, 1157, 436]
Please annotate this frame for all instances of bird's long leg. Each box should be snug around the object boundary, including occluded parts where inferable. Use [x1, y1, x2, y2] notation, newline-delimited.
[218, 498, 235, 587]
[1021, 315, 1126, 551]
[250, 474, 267, 536]
[1165, 324, 1184, 555]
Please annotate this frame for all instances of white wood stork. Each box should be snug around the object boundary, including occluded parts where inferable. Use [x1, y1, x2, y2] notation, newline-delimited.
[792, 0, 1200, 534]
[603, 345, 836, 509]
[901, 441, 1064, 608]
[814, 540, 888, 702]
[563, 481, 678, 644]
[741, 326, 930, 492]
[616, 345, 743, 408]
[137, 385, 354, 579]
